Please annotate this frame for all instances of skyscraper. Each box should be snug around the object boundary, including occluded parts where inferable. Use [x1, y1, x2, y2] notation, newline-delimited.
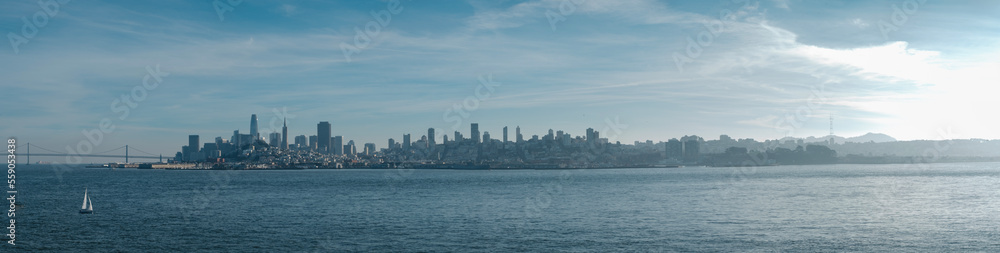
[683, 139, 700, 162]
[427, 128, 435, 148]
[250, 114, 259, 140]
[332, 136, 343, 155]
[586, 128, 595, 143]
[516, 126, 523, 143]
[317, 121, 331, 153]
[188, 135, 199, 154]
[232, 130, 240, 148]
[281, 118, 288, 150]
[364, 143, 376, 155]
[403, 134, 411, 150]
[269, 132, 280, 147]
[294, 135, 306, 148]
[503, 126, 508, 143]
[309, 135, 318, 150]
[346, 140, 356, 155]
[471, 123, 480, 144]
[186, 135, 200, 161]
[665, 139, 683, 159]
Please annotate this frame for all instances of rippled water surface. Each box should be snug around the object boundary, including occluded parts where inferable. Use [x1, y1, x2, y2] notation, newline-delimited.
[12, 163, 1000, 251]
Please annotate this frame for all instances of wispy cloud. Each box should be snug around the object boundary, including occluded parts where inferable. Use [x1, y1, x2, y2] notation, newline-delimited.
[2, 0, 998, 159]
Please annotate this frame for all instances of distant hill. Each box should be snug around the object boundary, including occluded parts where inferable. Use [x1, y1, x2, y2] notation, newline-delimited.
[781, 133, 897, 144]
[845, 133, 897, 143]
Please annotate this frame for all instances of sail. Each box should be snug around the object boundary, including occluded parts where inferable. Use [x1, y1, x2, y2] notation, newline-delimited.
[82, 189, 88, 210]
[86, 195, 93, 211]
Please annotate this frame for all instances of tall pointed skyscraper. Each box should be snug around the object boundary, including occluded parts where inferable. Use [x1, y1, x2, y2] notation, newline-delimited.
[281, 118, 288, 150]
[250, 114, 259, 140]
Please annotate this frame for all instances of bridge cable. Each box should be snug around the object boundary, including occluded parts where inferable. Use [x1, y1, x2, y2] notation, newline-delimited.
[91, 146, 126, 155]
[27, 143, 66, 154]
[128, 146, 158, 156]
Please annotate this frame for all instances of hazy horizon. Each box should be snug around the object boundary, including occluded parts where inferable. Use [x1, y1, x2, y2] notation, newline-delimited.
[3, 0, 998, 162]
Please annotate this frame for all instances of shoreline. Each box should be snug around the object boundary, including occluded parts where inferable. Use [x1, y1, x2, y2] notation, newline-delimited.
[22, 159, 1000, 171]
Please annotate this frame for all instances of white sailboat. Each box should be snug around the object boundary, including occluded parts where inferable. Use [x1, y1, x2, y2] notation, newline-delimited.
[79, 188, 93, 214]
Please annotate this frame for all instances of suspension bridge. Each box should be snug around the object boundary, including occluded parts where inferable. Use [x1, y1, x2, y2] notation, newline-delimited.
[15, 143, 165, 164]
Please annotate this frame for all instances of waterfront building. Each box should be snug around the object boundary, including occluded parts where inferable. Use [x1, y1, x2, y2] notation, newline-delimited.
[185, 135, 200, 161]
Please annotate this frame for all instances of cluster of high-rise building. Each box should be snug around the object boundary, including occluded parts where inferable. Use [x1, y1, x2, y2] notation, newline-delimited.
[164, 114, 998, 168]
[176, 114, 379, 163]
[174, 114, 712, 168]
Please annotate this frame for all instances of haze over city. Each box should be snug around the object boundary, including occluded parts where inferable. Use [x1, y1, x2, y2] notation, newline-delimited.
[2, 0, 998, 162]
[8, 1, 1000, 252]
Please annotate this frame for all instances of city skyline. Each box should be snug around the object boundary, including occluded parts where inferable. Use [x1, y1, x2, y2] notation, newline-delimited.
[3, 1, 999, 162]
[171, 113, 902, 163]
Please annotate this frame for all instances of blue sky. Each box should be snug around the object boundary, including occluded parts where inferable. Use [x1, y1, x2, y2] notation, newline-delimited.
[2, 0, 999, 162]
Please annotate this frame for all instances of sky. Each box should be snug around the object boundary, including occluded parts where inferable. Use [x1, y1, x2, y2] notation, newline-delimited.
[1, 0, 999, 162]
